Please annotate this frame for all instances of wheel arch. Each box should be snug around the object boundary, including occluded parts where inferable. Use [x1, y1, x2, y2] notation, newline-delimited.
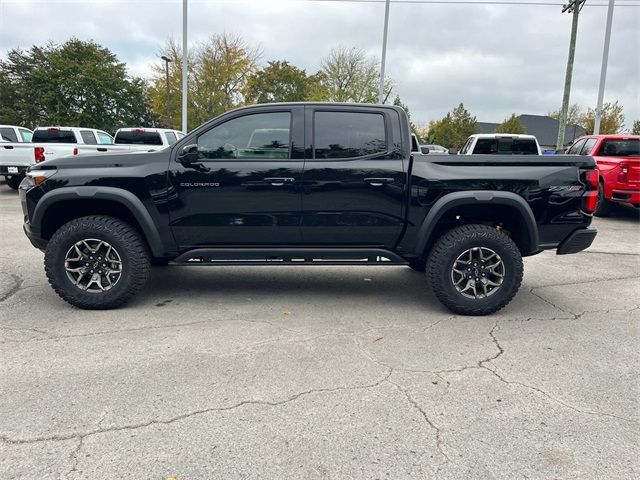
[33, 187, 166, 257]
[414, 191, 539, 257]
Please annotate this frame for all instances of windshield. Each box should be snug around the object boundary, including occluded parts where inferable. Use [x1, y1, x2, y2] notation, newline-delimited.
[115, 130, 163, 145]
[598, 139, 639, 157]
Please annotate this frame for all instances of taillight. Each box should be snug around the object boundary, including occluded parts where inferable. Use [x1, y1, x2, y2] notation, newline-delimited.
[34, 147, 45, 163]
[581, 169, 599, 214]
[618, 163, 629, 183]
[73, 147, 78, 156]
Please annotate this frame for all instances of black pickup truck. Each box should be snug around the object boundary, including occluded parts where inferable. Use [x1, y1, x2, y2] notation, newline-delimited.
[19, 103, 598, 315]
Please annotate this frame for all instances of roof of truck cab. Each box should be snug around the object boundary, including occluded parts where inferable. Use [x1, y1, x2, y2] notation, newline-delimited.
[469, 134, 538, 140]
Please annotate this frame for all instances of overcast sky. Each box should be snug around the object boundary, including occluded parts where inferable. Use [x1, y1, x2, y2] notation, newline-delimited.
[1, 0, 638, 127]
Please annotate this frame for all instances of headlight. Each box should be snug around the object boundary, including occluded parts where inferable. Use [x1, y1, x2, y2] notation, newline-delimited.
[25, 169, 57, 186]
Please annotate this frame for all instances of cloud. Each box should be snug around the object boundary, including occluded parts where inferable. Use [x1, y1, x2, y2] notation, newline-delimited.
[0, 0, 638, 127]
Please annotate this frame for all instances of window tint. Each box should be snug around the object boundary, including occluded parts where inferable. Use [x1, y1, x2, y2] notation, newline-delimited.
[165, 131, 177, 145]
[0, 128, 18, 142]
[460, 138, 472, 154]
[473, 138, 538, 155]
[80, 130, 97, 144]
[567, 139, 586, 154]
[97, 132, 113, 144]
[598, 139, 640, 156]
[314, 111, 386, 159]
[177, 132, 185, 139]
[32, 129, 77, 143]
[19, 129, 32, 142]
[115, 130, 163, 145]
[197, 112, 291, 160]
[580, 138, 597, 155]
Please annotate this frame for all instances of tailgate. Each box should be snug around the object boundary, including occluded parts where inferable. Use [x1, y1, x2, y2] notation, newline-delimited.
[626, 157, 640, 184]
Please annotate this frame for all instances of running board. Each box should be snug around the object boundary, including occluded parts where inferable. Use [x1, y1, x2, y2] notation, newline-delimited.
[171, 248, 408, 266]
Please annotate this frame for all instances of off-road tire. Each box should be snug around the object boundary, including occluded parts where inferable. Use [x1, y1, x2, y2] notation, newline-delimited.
[594, 181, 614, 217]
[427, 224, 523, 315]
[5, 175, 22, 190]
[408, 257, 427, 272]
[44, 216, 150, 309]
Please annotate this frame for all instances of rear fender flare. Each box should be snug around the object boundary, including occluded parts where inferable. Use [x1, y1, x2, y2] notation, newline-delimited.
[414, 191, 539, 256]
[32, 186, 165, 257]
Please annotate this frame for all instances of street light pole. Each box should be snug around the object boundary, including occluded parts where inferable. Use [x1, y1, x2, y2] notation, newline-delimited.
[556, 0, 585, 151]
[379, 0, 390, 104]
[182, 0, 188, 133]
[594, 0, 615, 135]
[161, 56, 172, 128]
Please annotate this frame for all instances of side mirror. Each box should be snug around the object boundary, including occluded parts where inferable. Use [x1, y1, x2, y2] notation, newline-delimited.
[177, 144, 198, 164]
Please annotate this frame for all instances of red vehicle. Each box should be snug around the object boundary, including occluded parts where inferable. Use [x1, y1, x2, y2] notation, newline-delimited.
[567, 134, 640, 216]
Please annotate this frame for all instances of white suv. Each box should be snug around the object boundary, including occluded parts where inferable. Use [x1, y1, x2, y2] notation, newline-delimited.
[459, 134, 541, 155]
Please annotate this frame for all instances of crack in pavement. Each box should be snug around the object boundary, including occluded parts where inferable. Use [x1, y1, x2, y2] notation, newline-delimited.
[0, 370, 393, 447]
[387, 379, 453, 473]
[0, 273, 23, 303]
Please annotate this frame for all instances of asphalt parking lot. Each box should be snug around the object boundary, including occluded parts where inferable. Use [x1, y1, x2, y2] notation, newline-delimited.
[0, 181, 638, 480]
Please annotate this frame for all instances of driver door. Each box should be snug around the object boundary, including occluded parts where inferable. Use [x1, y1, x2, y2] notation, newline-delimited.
[169, 106, 304, 248]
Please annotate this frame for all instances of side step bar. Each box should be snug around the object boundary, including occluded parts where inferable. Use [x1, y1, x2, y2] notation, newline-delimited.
[171, 248, 409, 266]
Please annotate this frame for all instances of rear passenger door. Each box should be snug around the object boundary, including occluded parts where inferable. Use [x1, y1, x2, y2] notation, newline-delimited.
[300, 105, 406, 247]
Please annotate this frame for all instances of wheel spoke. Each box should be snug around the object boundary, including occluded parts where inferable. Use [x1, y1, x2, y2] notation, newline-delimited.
[451, 246, 504, 300]
[65, 239, 122, 293]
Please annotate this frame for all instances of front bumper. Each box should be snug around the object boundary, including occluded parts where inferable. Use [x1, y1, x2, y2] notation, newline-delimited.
[557, 227, 597, 255]
[23, 221, 47, 251]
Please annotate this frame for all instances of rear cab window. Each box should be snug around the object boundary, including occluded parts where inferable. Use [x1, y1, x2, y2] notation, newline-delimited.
[115, 130, 163, 146]
[32, 129, 77, 143]
[313, 111, 386, 159]
[597, 139, 640, 156]
[473, 137, 538, 155]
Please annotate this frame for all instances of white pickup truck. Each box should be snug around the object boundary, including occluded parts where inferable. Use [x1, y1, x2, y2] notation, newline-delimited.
[1, 126, 183, 190]
[458, 134, 542, 155]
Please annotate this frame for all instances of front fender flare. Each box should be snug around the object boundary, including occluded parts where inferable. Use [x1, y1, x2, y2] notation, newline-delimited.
[32, 186, 166, 257]
[414, 191, 539, 256]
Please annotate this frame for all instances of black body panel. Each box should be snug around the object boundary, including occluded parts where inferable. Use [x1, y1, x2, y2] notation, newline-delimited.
[20, 102, 596, 261]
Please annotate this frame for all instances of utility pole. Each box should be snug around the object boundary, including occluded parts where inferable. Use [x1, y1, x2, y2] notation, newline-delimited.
[594, 0, 615, 135]
[379, 0, 390, 104]
[161, 56, 172, 128]
[556, 0, 585, 151]
[181, 0, 188, 133]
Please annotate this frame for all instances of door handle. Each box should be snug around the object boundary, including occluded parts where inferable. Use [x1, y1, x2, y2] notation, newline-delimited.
[264, 177, 294, 186]
[97, 147, 108, 152]
[3, 145, 14, 149]
[364, 177, 394, 187]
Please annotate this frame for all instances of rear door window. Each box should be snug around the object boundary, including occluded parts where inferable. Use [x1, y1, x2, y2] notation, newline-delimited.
[580, 138, 597, 155]
[165, 131, 177, 145]
[567, 139, 586, 154]
[80, 130, 98, 144]
[115, 130, 163, 145]
[32, 129, 77, 143]
[0, 128, 18, 142]
[18, 129, 32, 142]
[314, 111, 386, 159]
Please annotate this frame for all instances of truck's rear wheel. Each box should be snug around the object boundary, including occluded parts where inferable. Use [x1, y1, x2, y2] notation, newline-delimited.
[44, 216, 150, 309]
[5, 175, 22, 190]
[427, 224, 523, 315]
[594, 180, 614, 217]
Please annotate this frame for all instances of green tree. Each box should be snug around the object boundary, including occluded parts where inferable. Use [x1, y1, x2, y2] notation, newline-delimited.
[428, 103, 478, 149]
[549, 103, 582, 126]
[393, 95, 416, 132]
[245, 61, 313, 104]
[149, 34, 260, 131]
[496, 113, 526, 134]
[316, 47, 392, 103]
[0, 39, 156, 130]
[632, 119, 640, 135]
[581, 101, 625, 135]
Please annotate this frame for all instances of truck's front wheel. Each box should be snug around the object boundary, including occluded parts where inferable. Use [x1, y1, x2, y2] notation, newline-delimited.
[427, 224, 523, 315]
[44, 216, 150, 309]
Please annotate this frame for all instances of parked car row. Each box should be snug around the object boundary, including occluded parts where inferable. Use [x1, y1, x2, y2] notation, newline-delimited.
[0, 124, 184, 189]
